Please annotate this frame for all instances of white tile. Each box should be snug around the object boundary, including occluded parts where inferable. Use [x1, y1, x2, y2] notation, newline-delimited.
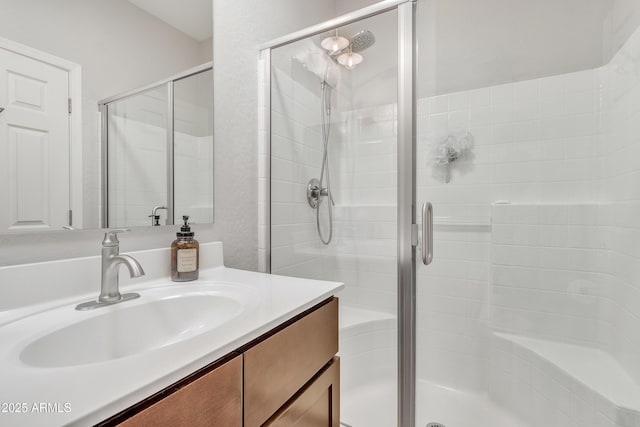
[448, 92, 469, 111]
[566, 91, 597, 115]
[470, 106, 491, 126]
[449, 110, 469, 128]
[491, 83, 515, 105]
[469, 87, 491, 108]
[491, 103, 515, 124]
[539, 74, 566, 98]
[539, 96, 566, 118]
[565, 69, 597, 93]
[514, 79, 540, 101]
[429, 95, 448, 114]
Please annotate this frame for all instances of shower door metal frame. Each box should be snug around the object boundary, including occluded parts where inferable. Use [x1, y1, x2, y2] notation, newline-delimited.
[397, 2, 417, 427]
[260, 1, 418, 426]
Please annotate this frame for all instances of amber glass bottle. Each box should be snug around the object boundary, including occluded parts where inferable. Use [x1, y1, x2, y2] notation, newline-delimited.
[171, 215, 199, 282]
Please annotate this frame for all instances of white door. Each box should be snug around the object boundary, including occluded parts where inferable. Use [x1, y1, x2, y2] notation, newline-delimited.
[0, 47, 70, 232]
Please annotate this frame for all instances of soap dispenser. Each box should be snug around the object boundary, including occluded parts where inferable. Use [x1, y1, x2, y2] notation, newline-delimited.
[171, 215, 199, 282]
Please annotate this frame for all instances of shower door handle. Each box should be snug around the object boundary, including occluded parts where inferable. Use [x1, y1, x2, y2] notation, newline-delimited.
[422, 202, 433, 265]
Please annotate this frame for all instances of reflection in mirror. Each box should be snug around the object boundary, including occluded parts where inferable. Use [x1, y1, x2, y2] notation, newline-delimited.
[105, 85, 169, 228]
[174, 69, 214, 225]
[0, 0, 213, 232]
[0, 41, 78, 233]
[103, 66, 213, 228]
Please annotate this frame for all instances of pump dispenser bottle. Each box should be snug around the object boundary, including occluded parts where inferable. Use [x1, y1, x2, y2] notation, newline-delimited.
[171, 215, 199, 282]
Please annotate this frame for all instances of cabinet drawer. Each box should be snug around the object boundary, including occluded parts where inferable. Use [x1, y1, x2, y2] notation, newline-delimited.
[266, 357, 340, 427]
[118, 356, 242, 427]
[244, 298, 338, 427]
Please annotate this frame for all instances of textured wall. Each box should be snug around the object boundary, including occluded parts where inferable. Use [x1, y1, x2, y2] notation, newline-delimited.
[212, 0, 336, 271]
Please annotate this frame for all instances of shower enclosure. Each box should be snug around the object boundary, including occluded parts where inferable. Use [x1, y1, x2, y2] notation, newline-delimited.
[261, 0, 640, 426]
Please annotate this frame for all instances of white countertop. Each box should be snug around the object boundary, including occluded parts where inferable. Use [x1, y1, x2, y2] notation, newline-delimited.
[0, 245, 343, 426]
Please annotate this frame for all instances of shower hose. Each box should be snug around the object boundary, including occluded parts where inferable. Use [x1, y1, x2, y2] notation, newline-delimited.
[317, 79, 334, 245]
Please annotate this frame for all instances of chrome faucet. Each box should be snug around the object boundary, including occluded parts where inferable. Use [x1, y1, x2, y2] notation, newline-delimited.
[149, 206, 168, 226]
[75, 229, 145, 311]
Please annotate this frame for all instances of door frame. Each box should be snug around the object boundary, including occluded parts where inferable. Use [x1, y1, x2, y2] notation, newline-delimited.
[397, 2, 417, 427]
[258, 1, 418, 425]
[0, 36, 83, 229]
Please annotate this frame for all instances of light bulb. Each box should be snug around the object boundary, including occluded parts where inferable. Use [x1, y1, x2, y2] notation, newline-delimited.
[321, 35, 349, 53]
[337, 52, 363, 70]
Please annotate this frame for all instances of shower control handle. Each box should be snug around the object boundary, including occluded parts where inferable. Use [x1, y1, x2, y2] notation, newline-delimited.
[422, 202, 433, 265]
[307, 178, 332, 209]
[307, 178, 321, 209]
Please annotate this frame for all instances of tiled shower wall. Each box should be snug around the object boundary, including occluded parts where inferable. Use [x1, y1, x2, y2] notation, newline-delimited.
[490, 203, 610, 347]
[267, 47, 400, 313]
[107, 88, 213, 228]
[416, 23, 640, 392]
[268, 62, 325, 279]
[332, 67, 605, 390]
[600, 24, 640, 384]
[268, 50, 361, 283]
[478, 26, 640, 389]
[108, 121, 213, 227]
[413, 65, 602, 390]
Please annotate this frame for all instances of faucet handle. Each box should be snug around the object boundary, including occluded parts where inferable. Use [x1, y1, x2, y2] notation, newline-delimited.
[103, 229, 131, 247]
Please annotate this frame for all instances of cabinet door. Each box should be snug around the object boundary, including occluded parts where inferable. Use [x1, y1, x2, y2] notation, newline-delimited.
[266, 357, 340, 427]
[244, 298, 338, 427]
[118, 356, 242, 427]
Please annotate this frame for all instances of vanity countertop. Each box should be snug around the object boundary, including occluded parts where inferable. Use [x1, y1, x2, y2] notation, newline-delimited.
[0, 243, 343, 426]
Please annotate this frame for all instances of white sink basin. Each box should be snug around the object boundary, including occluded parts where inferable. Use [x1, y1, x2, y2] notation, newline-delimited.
[18, 283, 253, 368]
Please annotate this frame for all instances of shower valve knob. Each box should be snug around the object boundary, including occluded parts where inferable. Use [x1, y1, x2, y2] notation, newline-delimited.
[307, 178, 321, 209]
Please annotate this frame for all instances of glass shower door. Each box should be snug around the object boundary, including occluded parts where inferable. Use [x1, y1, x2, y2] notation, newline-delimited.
[413, 0, 640, 426]
[413, 1, 535, 424]
[268, 8, 402, 427]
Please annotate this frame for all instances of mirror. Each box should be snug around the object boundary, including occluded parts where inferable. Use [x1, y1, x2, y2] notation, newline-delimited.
[0, 0, 213, 232]
[102, 66, 214, 228]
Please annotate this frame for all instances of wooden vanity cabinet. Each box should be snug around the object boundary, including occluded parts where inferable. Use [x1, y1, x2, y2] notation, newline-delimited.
[116, 355, 242, 427]
[265, 357, 340, 427]
[102, 297, 339, 427]
[243, 297, 338, 426]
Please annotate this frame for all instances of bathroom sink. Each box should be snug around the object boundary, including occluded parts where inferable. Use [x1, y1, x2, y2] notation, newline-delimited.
[19, 284, 251, 368]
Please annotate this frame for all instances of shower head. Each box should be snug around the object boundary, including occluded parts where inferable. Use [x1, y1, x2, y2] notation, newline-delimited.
[349, 30, 376, 53]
